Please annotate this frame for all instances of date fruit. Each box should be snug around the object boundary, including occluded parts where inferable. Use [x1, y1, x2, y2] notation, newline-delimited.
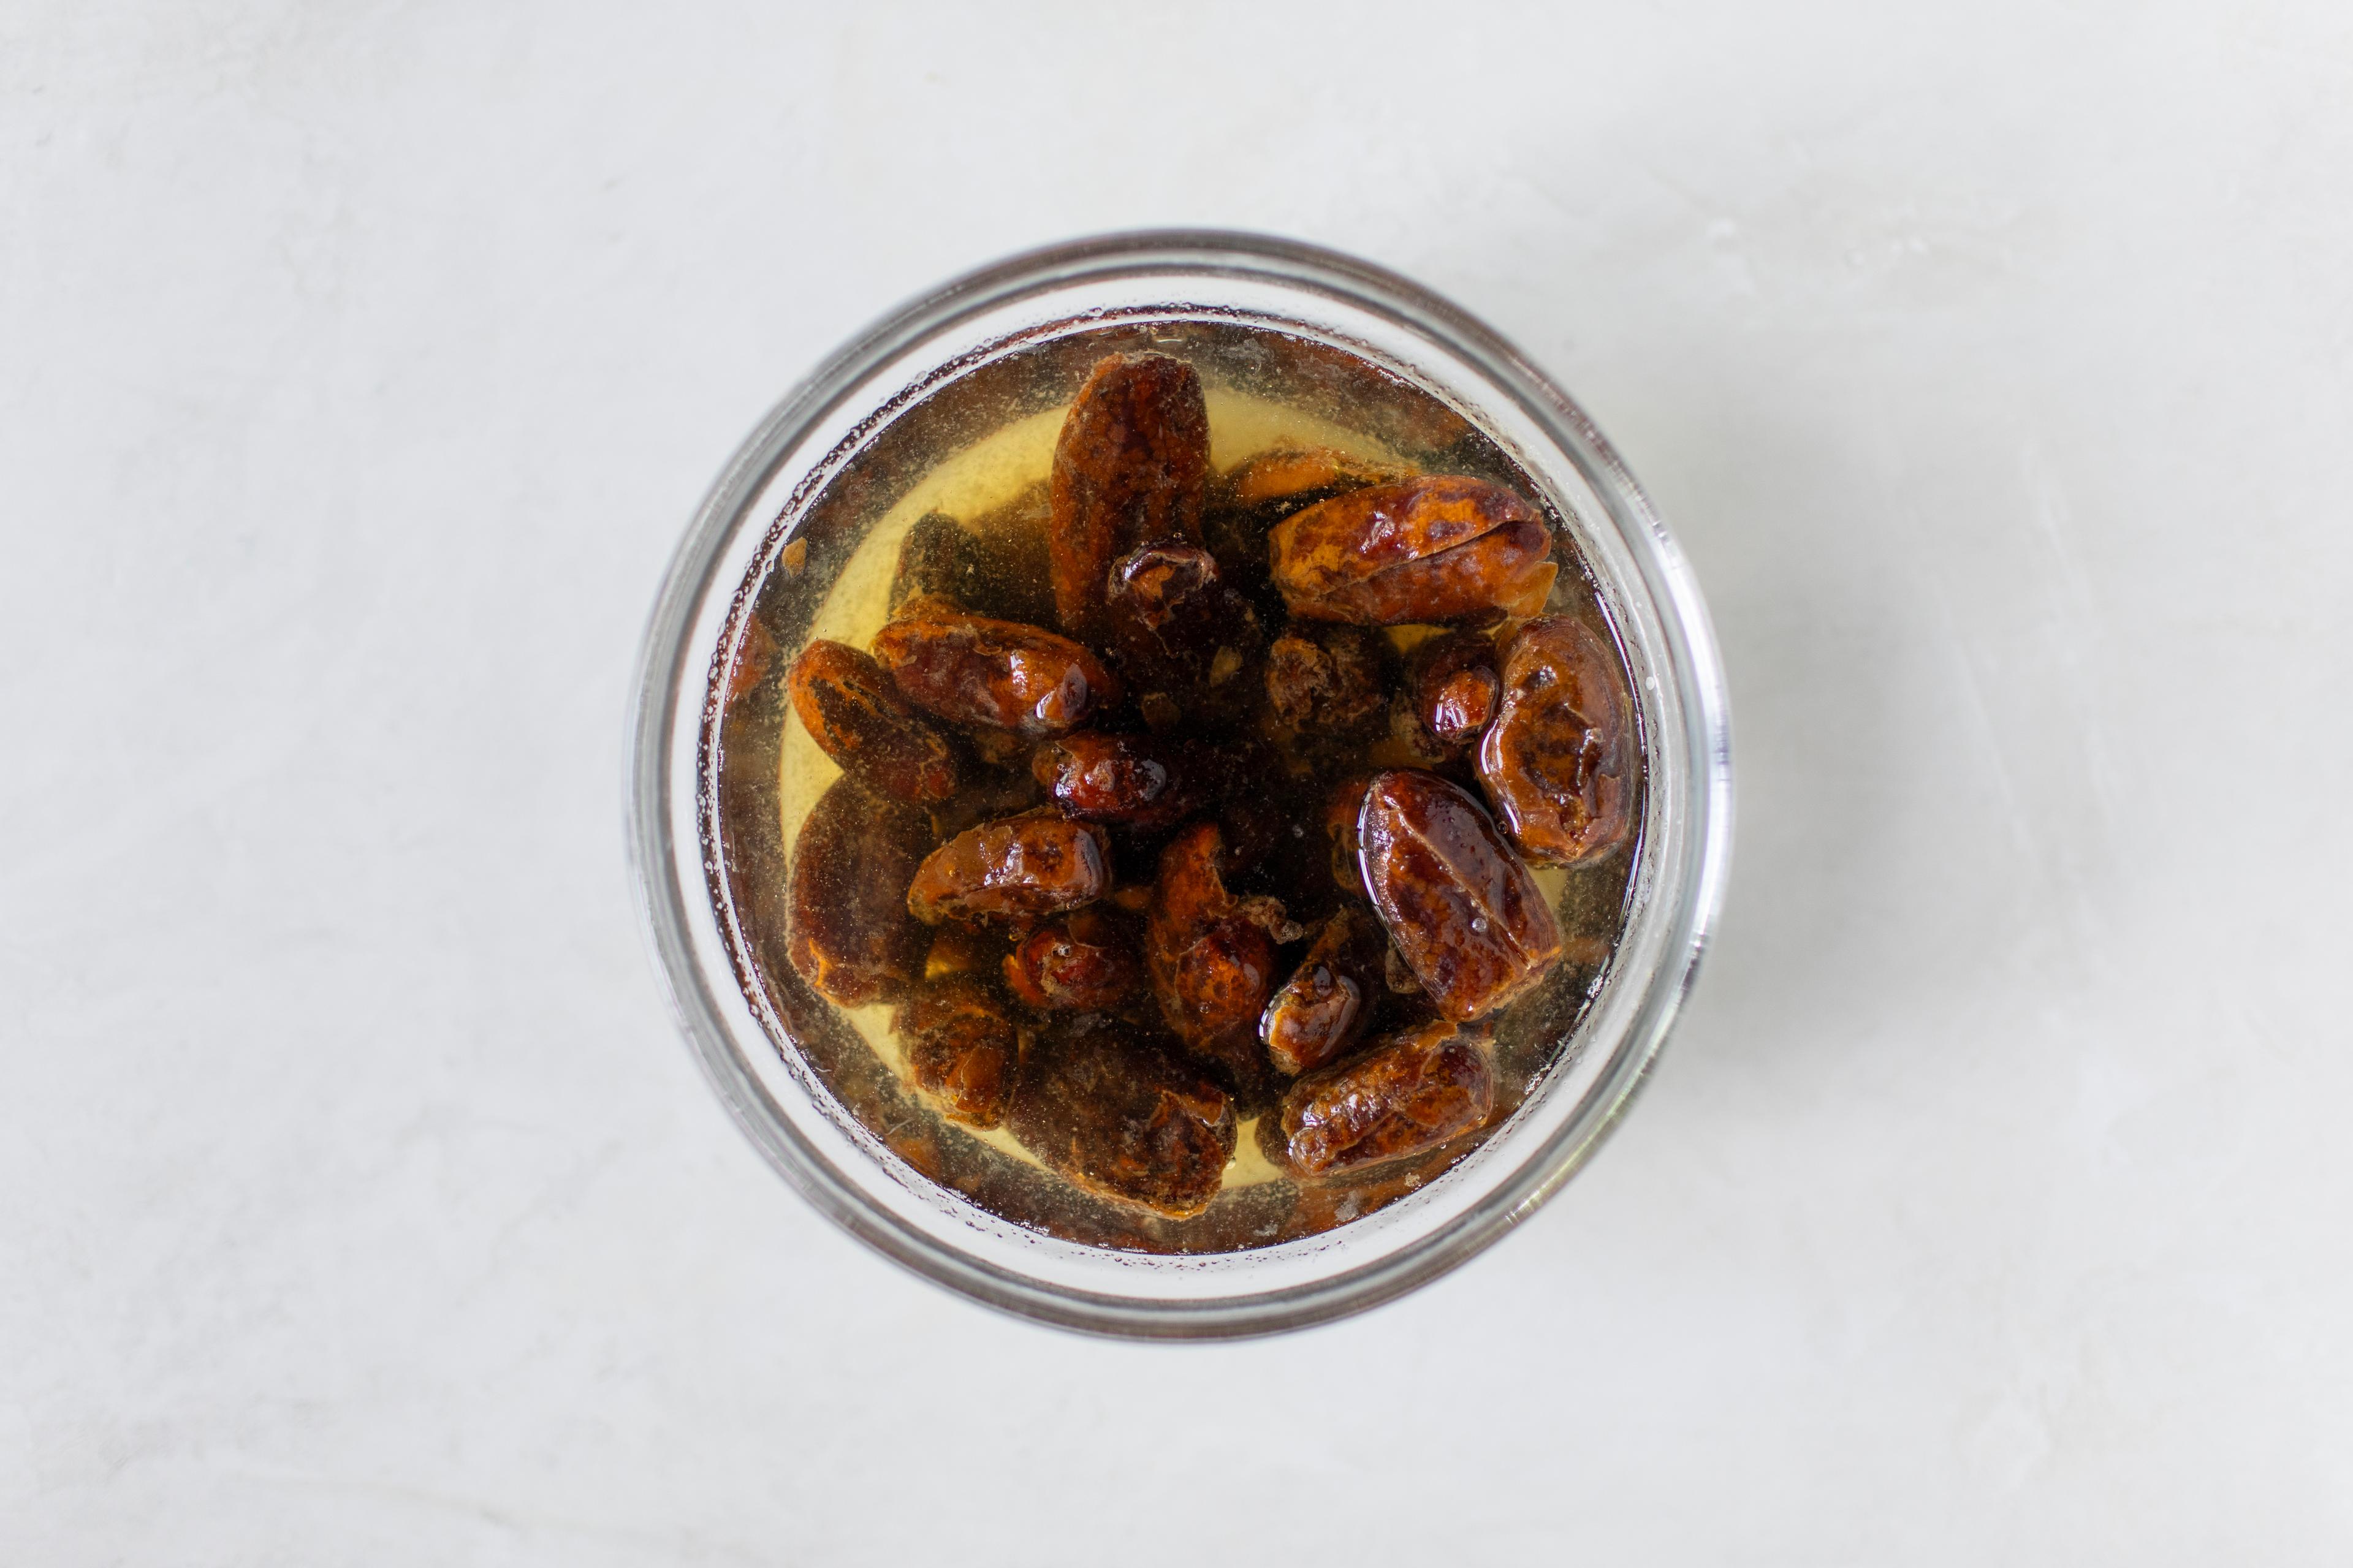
[907, 808, 1111, 926]
[893, 974, 1019, 1129]
[1049, 354, 1209, 643]
[1405, 629, 1501, 749]
[1264, 625, 1390, 737]
[786, 639, 962, 803]
[1007, 1018, 1236, 1218]
[1271, 475, 1556, 626]
[872, 594, 1120, 740]
[1146, 820, 1288, 1099]
[1274, 1019, 1496, 1177]
[1003, 908, 1146, 1012]
[785, 778, 932, 1006]
[1357, 769, 1561, 1020]
[1476, 615, 1635, 866]
[1224, 445, 1408, 508]
[1032, 730, 1198, 833]
[1260, 905, 1386, 1077]
[1103, 542, 1259, 691]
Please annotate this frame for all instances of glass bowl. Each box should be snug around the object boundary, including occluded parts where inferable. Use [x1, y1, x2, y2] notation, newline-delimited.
[627, 231, 1732, 1339]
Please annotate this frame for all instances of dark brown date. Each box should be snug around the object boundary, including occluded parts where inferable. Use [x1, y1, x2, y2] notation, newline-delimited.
[1264, 625, 1390, 738]
[888, 510, 976, 613]
[1006, 1017, 1236, 1218]
[1405, 629, 1501, 749]
[785, 778, 932, 1006]
[907, 808, 1111, 926]
[871, 594, 1120, 740]
[1003, 907, 1145, 1012]
[893, 974, 1019, 1129]
[1323, 771, 1375, 898]
[1145, 821, 1287, 1102]
[1274, 1020, 1496, 1177]
[1271, 475, 1556, 626]
[1031, 730, 1198, 833]
[1476, 615, 1636, 866]
[1357, 769, 1562, 1020]
[786, 639, 962, 803]
[1260, 905, 1386, 1077]
[1049, 354, 1209, 643]
[1103, 542, 1260, 691]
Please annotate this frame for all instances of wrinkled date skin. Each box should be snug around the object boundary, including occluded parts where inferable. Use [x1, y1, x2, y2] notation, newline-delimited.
[1271, 476, 1556, 626]
[1260, 905, 1386, 1077]
[1477, 615, 1636, 866]
[785, 778, 933, 1006]
[1264, 625, 1391, 737]
[872, 594, 1120, 740]
[1006, 1019, 1236, 1218]
[1146, 821, 1287, 1101]
[907, 808, 1111, 926]
[892, 974, 1019, 1129]
[1275, 1019, 1496, 1177]
[1003, 907, 1146, 1012]
[1032, 730, 1199, 833]
[1357, 770, 1562, 1020]
[1049, 354, 1210, 643]
[786, 640, 962, 803]
[1406, 629, 1502, 751]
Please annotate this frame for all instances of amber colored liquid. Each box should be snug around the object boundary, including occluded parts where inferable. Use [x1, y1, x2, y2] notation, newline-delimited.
[710, 320, 1640, 1254]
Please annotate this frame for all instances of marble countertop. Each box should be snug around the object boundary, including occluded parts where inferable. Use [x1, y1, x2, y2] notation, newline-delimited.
[7, 2, 2349, 1561]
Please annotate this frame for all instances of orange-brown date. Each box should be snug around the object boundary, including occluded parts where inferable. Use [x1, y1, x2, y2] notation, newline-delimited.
[1224, 445, 1408, 507]
[1476, 615, 1636, 866]
[1031, 730, 1198, 833]
[1006, 1018, 1236, 1218]
[893, 974, 1019, 1129]
[871, 594, 1120, 740]
[1003, 907, 1145, 1012]
[907, 808, 1111, 926]
[1260, 905, 1385, 1077]
[1270, 475, 1556, 626]
[1405, 629, 1501, 750]
[1146, 821, 1288, 1100]
[785, 778, 932, 1006]
[1274, 1019, 1496, 1176]
[786, 639, 962, 803]
[1264, 625, 1389, 737]
[1357, 769, 1561, 1020]
[1049, 354, 1209, 643]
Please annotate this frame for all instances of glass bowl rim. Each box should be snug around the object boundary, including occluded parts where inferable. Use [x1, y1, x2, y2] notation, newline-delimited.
[626, 228, 1734, 1339]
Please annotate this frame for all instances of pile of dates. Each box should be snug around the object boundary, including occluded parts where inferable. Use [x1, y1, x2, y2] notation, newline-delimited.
[780, 352, 1634, 1222]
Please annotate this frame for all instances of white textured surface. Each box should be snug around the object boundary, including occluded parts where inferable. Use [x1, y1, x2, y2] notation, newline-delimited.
[6, 2, 2350, 1561]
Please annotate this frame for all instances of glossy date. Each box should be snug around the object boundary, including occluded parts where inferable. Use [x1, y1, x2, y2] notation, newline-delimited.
[1270, 475, 1555, 626]
[1003, 907, 1146, 1012]
[1030, 730, 1198, 833]
[1357, 769, 1561, 1020]
[1475, 615, 1635, 866]
[872, 594, 1120, 740]
[906, 808, 1111, 926]
[1259, 904, 1386, 1078]
[1273, 1019, 1496, 1176]
[1049, 353, 1210, 642]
